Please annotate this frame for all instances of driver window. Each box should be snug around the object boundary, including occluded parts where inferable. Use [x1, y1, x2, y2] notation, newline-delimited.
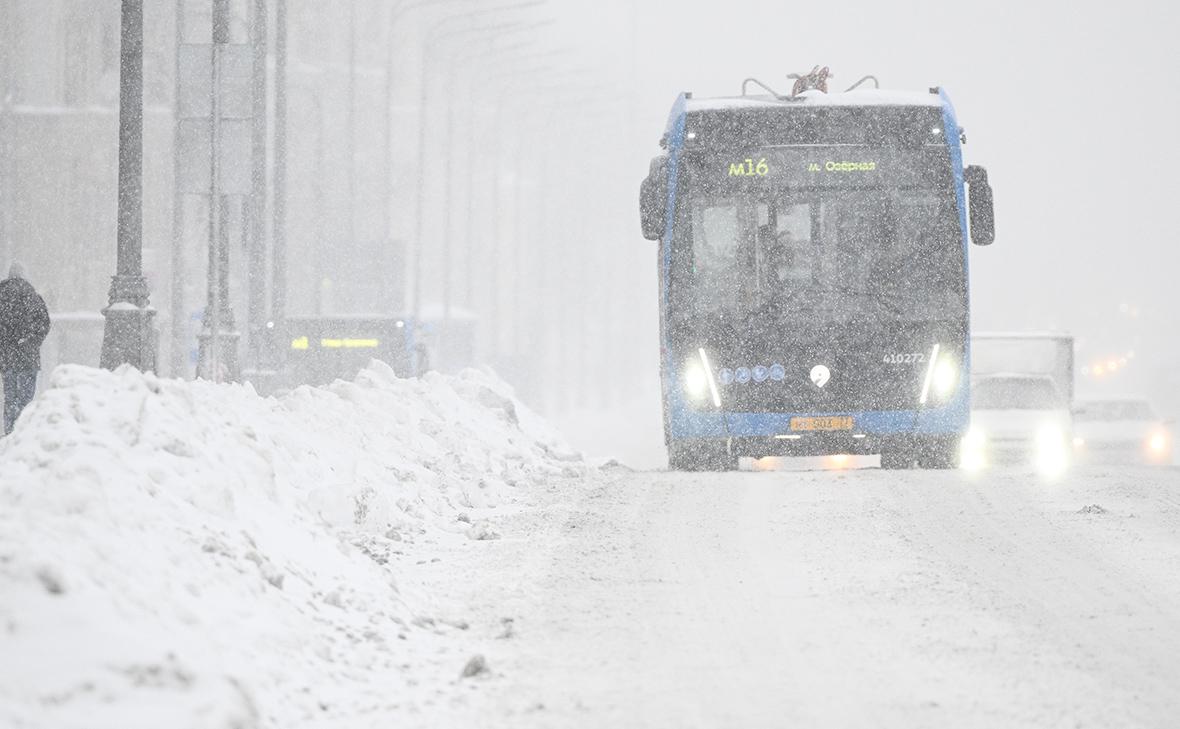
[691, 203, 742, 312]
[766, 201, 813, 287]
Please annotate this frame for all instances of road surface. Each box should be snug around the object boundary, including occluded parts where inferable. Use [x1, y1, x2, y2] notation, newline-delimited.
[412, 462, 1180, 728]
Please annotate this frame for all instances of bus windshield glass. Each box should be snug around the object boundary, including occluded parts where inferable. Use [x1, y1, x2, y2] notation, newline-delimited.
[672, 145, 965, 326]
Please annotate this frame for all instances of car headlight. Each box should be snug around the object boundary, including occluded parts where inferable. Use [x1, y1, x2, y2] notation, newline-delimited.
[960, 427, 987, 471]
[1035, 424, 1069, 476]
[1148, 430, 1169, 454]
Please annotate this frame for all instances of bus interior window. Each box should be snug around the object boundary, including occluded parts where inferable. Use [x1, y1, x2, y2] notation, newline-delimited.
[772, 202, 813, 288]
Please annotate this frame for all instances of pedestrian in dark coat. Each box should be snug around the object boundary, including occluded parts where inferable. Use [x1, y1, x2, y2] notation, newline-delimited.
[0, 262, 51, 434]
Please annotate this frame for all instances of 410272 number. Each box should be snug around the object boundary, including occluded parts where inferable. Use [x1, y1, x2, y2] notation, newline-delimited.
[882, 353, 926, 365]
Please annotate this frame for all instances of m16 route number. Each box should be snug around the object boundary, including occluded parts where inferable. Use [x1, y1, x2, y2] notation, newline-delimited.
[728, 158, 769, 177]
[883, 353, 926, 364]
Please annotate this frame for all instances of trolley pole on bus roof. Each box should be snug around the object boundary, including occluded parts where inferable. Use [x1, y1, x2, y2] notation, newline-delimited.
[100, 0, 157, 372]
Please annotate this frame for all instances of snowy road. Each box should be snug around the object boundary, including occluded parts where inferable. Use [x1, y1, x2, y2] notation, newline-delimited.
[428, 463, 1180, 728]
[5, 368, 1178, 727]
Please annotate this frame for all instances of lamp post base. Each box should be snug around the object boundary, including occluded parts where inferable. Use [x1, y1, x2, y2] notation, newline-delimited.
[196, 329, 241, 382]
[100, 301, 158, 372]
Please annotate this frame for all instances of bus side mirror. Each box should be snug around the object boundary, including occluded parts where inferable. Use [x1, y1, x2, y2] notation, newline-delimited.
[640, 157, 668, 241]
[964, 165, 995, 246]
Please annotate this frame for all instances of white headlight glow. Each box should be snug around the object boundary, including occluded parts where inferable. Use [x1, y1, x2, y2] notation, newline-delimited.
[1035, 424, 1069, 477]
[960, 427, 987, 472]
[932, 357, 958, 399]
[684, 362, 708, 400]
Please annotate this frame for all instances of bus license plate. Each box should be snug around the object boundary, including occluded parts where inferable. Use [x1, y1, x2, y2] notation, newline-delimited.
[790, 416, 854, 432]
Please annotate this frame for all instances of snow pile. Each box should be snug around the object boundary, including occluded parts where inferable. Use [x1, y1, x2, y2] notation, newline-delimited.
[0, 362, 581, 728]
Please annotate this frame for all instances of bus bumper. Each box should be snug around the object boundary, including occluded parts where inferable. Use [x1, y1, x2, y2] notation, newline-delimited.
[666, 406, 968, 458]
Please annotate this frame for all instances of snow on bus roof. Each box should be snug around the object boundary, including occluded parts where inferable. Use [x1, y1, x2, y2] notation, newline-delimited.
[684, 88, 943, 112]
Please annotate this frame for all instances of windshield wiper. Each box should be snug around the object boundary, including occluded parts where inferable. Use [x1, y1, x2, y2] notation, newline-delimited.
[822, 282, 906, 317]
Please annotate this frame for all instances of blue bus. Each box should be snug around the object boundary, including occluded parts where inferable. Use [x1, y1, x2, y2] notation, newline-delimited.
[639, 72, 995, 470]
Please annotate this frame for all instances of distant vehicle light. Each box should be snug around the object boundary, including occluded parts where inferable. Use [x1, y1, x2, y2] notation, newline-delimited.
[1148, 431, 1168, 453]
[291, 336, 309, 350]
[321, 338, 380, 349]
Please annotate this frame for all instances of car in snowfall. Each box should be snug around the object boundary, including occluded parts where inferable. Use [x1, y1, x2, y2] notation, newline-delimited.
[962, 373, 1072, 474]
[1072, 398, 1173, 465]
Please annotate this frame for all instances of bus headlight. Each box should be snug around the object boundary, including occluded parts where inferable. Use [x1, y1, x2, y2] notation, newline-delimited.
[932, 357, 958, 400]
[683, 348, 722, 408]
[920, 344, 959, 404]
[684, 362, 709, 401]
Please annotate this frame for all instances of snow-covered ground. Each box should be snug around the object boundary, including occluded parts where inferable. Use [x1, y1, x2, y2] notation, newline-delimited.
[428, 462, 1180, 728]
[4, 365, 1180, 727]
[0, 363, 586, 728]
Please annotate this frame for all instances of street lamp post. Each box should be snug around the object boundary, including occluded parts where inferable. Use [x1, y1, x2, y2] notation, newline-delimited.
[272, 0, 288, 331]
[408, 1, 546, 329]
[195, 0, 238, 382]
[246, 0, 268, 372]
[456, 56, 563, 315]
[438, 35, 549, 324]
[381, 0, 475, 318]
[478, 77, 599, 359]
[0, 0, 14, 269]
[100, 0, 157, 372]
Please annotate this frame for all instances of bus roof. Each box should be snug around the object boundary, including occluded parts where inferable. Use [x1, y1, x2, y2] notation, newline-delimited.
[684, 88, 944, 113]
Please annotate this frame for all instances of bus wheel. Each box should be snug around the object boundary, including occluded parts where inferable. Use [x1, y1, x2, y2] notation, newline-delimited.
[667, 441, 738, 472]
[917, 438, 960, 470]
[879, 450, 916, 470]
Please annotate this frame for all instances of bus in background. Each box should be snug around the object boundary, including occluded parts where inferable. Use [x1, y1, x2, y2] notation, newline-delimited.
[639, 67, 996, 471]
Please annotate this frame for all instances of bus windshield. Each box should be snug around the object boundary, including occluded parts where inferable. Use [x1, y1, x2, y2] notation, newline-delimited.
[676, 185, 965, 325]
[973, 377, 1064, 410]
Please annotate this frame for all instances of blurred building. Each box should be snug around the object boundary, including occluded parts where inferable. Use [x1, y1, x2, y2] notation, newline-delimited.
[0, 0, 397, 375]
[0, 1, 172, 315]
[0, 0, 651, 425]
